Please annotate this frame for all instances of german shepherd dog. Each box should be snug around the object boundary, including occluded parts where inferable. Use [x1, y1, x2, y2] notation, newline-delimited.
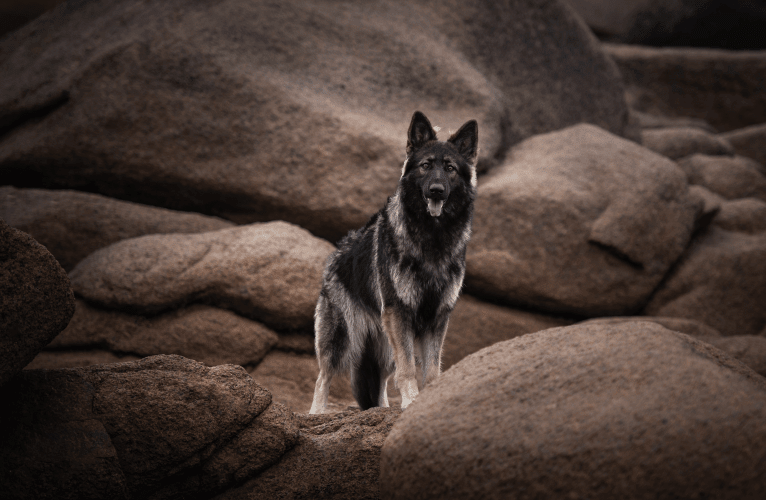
[309, 111, 478, 413]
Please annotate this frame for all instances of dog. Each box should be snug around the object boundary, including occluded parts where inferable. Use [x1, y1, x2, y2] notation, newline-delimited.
[309, 111, 478, 414]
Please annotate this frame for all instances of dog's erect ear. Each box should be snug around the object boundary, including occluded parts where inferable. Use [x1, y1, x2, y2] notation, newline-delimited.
[448, 120, 478, 165]
[407, 111, 437, 156]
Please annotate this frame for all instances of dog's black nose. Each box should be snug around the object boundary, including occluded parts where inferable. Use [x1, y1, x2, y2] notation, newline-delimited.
[429, 184, 445, 196]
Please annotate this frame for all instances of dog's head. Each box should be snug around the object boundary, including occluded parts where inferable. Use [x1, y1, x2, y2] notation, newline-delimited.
[401, 111, 478, 218]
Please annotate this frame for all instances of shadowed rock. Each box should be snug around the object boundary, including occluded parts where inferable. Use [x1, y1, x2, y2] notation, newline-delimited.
[0, 0, 628, 241]
[645, 226, 766, 337]
[466, 124, 702, 316]
[69, 221, 334, 330]
[0, 355, 299, 500]
[0, 219, 74, 386]
[721, 123, 766, 167]
[47, 300, 278, 367]
[641, 126, 734, 159]
[0, 186, 234, 271]
[381, 322, 766, 500]
[677, 154, 766, 202]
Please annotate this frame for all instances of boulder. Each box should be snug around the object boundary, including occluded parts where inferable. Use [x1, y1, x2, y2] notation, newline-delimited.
[442, 295, 573, 369]
[47, 300, 278, 367]
[0, 219, 75, 386]
[677, 154, 766, 202]
[0, 186, 234, 271]
[645, 227, 766, 337]
[713, 197, 766, 234]
[466, 123, 701, 316]
[605, 43, 766, 132]
[248, 351, 355, 414]
[641, 126, 734, 160]
[216, 407, 401, 500]
[630, 109, 717, 133]
[0, 355, 299, 500]
[703, 335, 766, 377]
[580, 315, 722, 338]
[566, 0, 766, 49]
[69, 221, 334, 330]
[380, 322, 766, 500]
[721, 122, 766, 168]
[25, 350, 140, 370]
[0, 0, 629, 241]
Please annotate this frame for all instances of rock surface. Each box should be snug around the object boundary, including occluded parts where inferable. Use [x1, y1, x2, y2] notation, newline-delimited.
[703, 335, 766, 377]
[721, 122, 766, 167]
[0, 355, 298, 500]
[580, 315, 722, 337]
[466, 123, 701, 316]
[216, 407, 401, 500]
[0, 186, 234, 271]
[69, 221, 334, 330]
[380, 322, 766, 500]
[713, 197, 766, 234]
[641, 126, 734, 159]
[677, 154, 766, 202]
[606, 43, 766, 132]
[0, 0, 629, 241]
[645, 227, 766, 336]
[0, 219, 75, 387]
[48, 300, 278, 367]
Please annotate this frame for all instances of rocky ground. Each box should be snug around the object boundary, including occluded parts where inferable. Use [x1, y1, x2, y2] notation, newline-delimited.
[1, 0, 766, 499]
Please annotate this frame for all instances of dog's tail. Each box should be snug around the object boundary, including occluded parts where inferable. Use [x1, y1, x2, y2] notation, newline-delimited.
[351, 336, 381, 410]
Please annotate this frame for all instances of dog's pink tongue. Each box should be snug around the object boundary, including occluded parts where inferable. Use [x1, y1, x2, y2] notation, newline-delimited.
[427, 199, 444, 217]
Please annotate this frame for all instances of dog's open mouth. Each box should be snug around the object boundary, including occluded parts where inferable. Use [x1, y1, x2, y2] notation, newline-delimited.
[426, 198, 444, 217]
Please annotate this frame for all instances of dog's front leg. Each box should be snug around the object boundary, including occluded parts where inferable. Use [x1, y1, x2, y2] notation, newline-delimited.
[382, 306, 419, 409]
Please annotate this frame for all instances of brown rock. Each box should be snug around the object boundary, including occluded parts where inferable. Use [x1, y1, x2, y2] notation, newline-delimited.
[645, 227, 766, 336]
[69, 221, 334, 330]
[606, 43, 766, 132]
[248, 351, 355, 414]
[580, 315, 723, 338]
[48, 300, 277, 367]
[25, 349, 141, 370]
[704, 335, 766, 377]
[1, 355, 296, 500]
[713, 198, 766, 234]
[216, 407, 401, 500]
[721, 123, 766, 168]
[442, 295, 573, 369]
[687, 184, 722, 233]
[0, 0, 628, 241]
[0, 186, 234, 271]
[630, 109, 717, 133]
[466, 124, 701, 316]
[678, 154, 766, 202]
[0, 219, 75, 386]
[380, 322, 766, 500]
[641, 126, 734, 160]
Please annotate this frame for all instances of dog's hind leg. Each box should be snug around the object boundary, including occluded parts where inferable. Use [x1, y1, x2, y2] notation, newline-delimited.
[310, 369, 334, 414]
[310, 295, 347, 414]
[382, 306, 419, 409]
[419, 315, 450, 389]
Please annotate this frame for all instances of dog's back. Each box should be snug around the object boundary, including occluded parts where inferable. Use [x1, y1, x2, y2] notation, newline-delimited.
[311, 111, 478, 413]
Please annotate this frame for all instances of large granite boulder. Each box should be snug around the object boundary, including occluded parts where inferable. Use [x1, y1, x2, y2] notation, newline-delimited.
[677, 154, 766, 202]
[721, 122, 766, 167]
[381, 322, 766, 500]
[640, 126, 734, 160]
[0, 186, 234, 271]
[644, 226, 766, 336]
[69, 221, 334, 330]
[47, 300, 278, 367]
[606, 43, 766, 132]
[0, 355, 299, 500]
[0, 219, 74, 386]
[466, 123, 701, 316]
[0, 0, 629, 241]
[216, 408, 401, 500]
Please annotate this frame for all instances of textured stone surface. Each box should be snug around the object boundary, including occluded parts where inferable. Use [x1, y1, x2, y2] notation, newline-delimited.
[0, 0, 628, 241]
[466, 123, 701, 316]
[721, 122, 766, 167]
[1, 355, 296, 500]
[381, 322, 766, 500]
[216, 407, 401, 500]
[641, 126, 734, 159]
[47, 300, 278, 367]
[713, 197, 766, 234]
[580, 315, 723, 338]
[0, 186, 234, 271]
[25, 350, 141, 370]
[678, 154, 766, 202]
[0, 219, 75, 386]
[69, 222, 334, 330]
[442, 295, 572, 369]
[606, 43, 766, 132]
[703, 335, 766, 377]
[645, 227, 766, 337]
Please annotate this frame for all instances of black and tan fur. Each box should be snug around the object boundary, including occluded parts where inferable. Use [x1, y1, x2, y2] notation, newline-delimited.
[310, 111, 478, 413]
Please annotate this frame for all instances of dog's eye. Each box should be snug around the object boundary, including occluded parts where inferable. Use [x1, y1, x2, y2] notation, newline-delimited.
[446, 164, 455, 172]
